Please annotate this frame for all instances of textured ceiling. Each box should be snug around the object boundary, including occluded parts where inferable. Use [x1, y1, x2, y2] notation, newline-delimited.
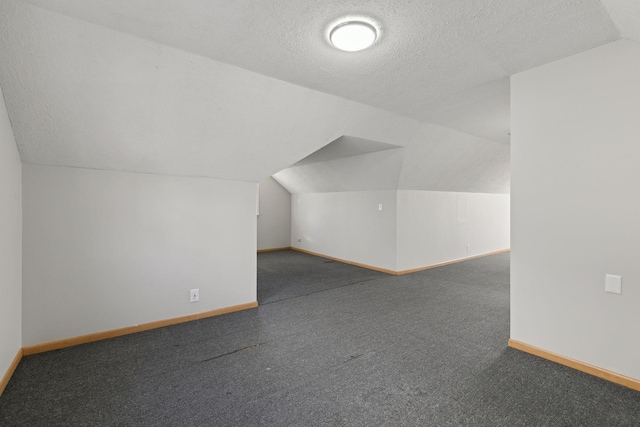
[275, 149, 405, 194]
[18, 0, 623, 143]
[0, 1, 420, 181]
[275, 120, 509, 195]
[292, 136, 401, 167]
[601, 0, 640, 41]
[1, 0, 638, 189]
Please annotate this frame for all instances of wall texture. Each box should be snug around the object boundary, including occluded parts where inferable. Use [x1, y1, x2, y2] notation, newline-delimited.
[398, 123, 510, 194]
[511, 39, 640, 380]
[291, 191, 397, 272]
[291, 190, 510, 273]
[274, 149, 404, 194]
[0, 0, 419, 183]
[0, 83, 22, 377]
[257, 177, 291, 251]
[22, 164, 257, 346]
[1, 1, 511, 197]
[274, 122, 510, 196]
[397, 191, 510, 271]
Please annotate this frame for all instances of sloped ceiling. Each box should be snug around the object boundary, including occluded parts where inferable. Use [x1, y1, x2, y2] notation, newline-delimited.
[274, 123, 509, 194]
[0, 0, 638, 190]
[16, 0, 622, 144]
[274, 149, 405, 194]
[601, 0, 640, 41]
[291, 136, 402, 167]
[0, 1, 419, 181]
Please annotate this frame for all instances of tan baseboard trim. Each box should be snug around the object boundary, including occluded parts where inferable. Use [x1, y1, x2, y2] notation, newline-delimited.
[22, 302, 258, 356]
[396, 248, 511, 275]
[291, 247, 397, 275]
[0, 348, 23, 397]
[508, 339, 640, 392]
[292, 247, 510, 276]
[257, 246, 292, 253]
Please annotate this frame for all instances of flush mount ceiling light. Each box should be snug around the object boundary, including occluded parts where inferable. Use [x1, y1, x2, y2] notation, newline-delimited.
[329, 20, 378, 52]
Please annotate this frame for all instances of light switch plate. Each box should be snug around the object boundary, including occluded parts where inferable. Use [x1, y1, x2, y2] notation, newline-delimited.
[605, 274, 622, 294]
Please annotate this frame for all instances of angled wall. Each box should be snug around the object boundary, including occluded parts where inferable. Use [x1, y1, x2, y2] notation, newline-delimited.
[397, 191, 510, 272]
[258, 177, 291, 251]
[0, 0, 419, 183]
[511, 39, 640, 380]
[291, 191, 397, 272]
[398, 122, 510, 194]
[0, 83, 22, 385]
[275, 149, 404, 194]
[0, 0, 419, 347]
[1, 0, 511, 348]
[283, 124, 510, 273]
[22, 164, 257, 345]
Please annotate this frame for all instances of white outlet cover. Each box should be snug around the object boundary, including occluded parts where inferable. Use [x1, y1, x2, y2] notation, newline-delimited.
[190, 288, 200, 302]
[605, 274, 622, 295]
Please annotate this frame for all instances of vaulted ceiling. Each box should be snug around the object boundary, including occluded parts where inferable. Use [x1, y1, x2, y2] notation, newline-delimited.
[1, 0, 638, 192]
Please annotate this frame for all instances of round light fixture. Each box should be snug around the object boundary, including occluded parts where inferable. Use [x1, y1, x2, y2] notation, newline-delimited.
[329, 20, 377, 52]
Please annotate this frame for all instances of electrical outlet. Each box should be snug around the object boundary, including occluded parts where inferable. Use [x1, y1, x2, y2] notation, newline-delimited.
[297, 237, 301, 242]
[190, 289, 200, 303]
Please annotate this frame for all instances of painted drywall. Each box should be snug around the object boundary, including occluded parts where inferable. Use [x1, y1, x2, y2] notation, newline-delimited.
[18, 0, 621, 143]
[291, 191, 397, 271]
[0, 83, 22, 379]
[274, 149, 404, 194]
[257, 177, 291, 251]
[290, 136, 402, 168]
[275, 122, 510, 195]
[511, 39, 640, 380]
[398, 122, 510, 194]
[22, 164, 257, 346]
[0, 1, 419, 183]
[396, 191, 510, 271]
[0, 1, 514, 199]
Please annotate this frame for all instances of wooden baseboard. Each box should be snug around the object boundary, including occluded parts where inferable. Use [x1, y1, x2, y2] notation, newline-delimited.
[290, 247, 397, 275]
[257, 246, 291, 253]
[396, 248, 511, 275]
[0, 348, 23, 397]
[291, 247, 511, 276]
[508, 339, 640, 392]
[22, 302, 258, 356]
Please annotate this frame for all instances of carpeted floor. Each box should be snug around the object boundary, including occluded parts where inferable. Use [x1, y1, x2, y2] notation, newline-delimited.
[1, 250, 638, 426]
[257, 250, 386, 304]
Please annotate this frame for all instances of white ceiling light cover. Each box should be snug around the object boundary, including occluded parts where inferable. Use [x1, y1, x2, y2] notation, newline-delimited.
[329, 20, 377, 51]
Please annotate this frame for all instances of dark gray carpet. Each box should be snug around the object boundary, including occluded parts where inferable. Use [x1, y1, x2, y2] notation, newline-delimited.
[1, 251, 638, 426]
[258, 250, 386, 304]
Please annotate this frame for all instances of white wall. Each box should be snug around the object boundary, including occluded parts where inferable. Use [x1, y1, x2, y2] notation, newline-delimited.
[396, 191, 510, 271]
[274, 122, 509, 196]
[398, 122, 510, 194]
[274, 149, 404, 194]
[291, 191, 397, 272]
[257, 177, 291, 250]
[22, 164, 257, 346]
[0, 84, 22, 377]
[511, 39, 640, 380]
[290, 189, 510, 273]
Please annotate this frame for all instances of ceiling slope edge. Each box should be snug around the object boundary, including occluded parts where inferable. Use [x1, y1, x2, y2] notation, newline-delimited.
[0, 0, 421, 182]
